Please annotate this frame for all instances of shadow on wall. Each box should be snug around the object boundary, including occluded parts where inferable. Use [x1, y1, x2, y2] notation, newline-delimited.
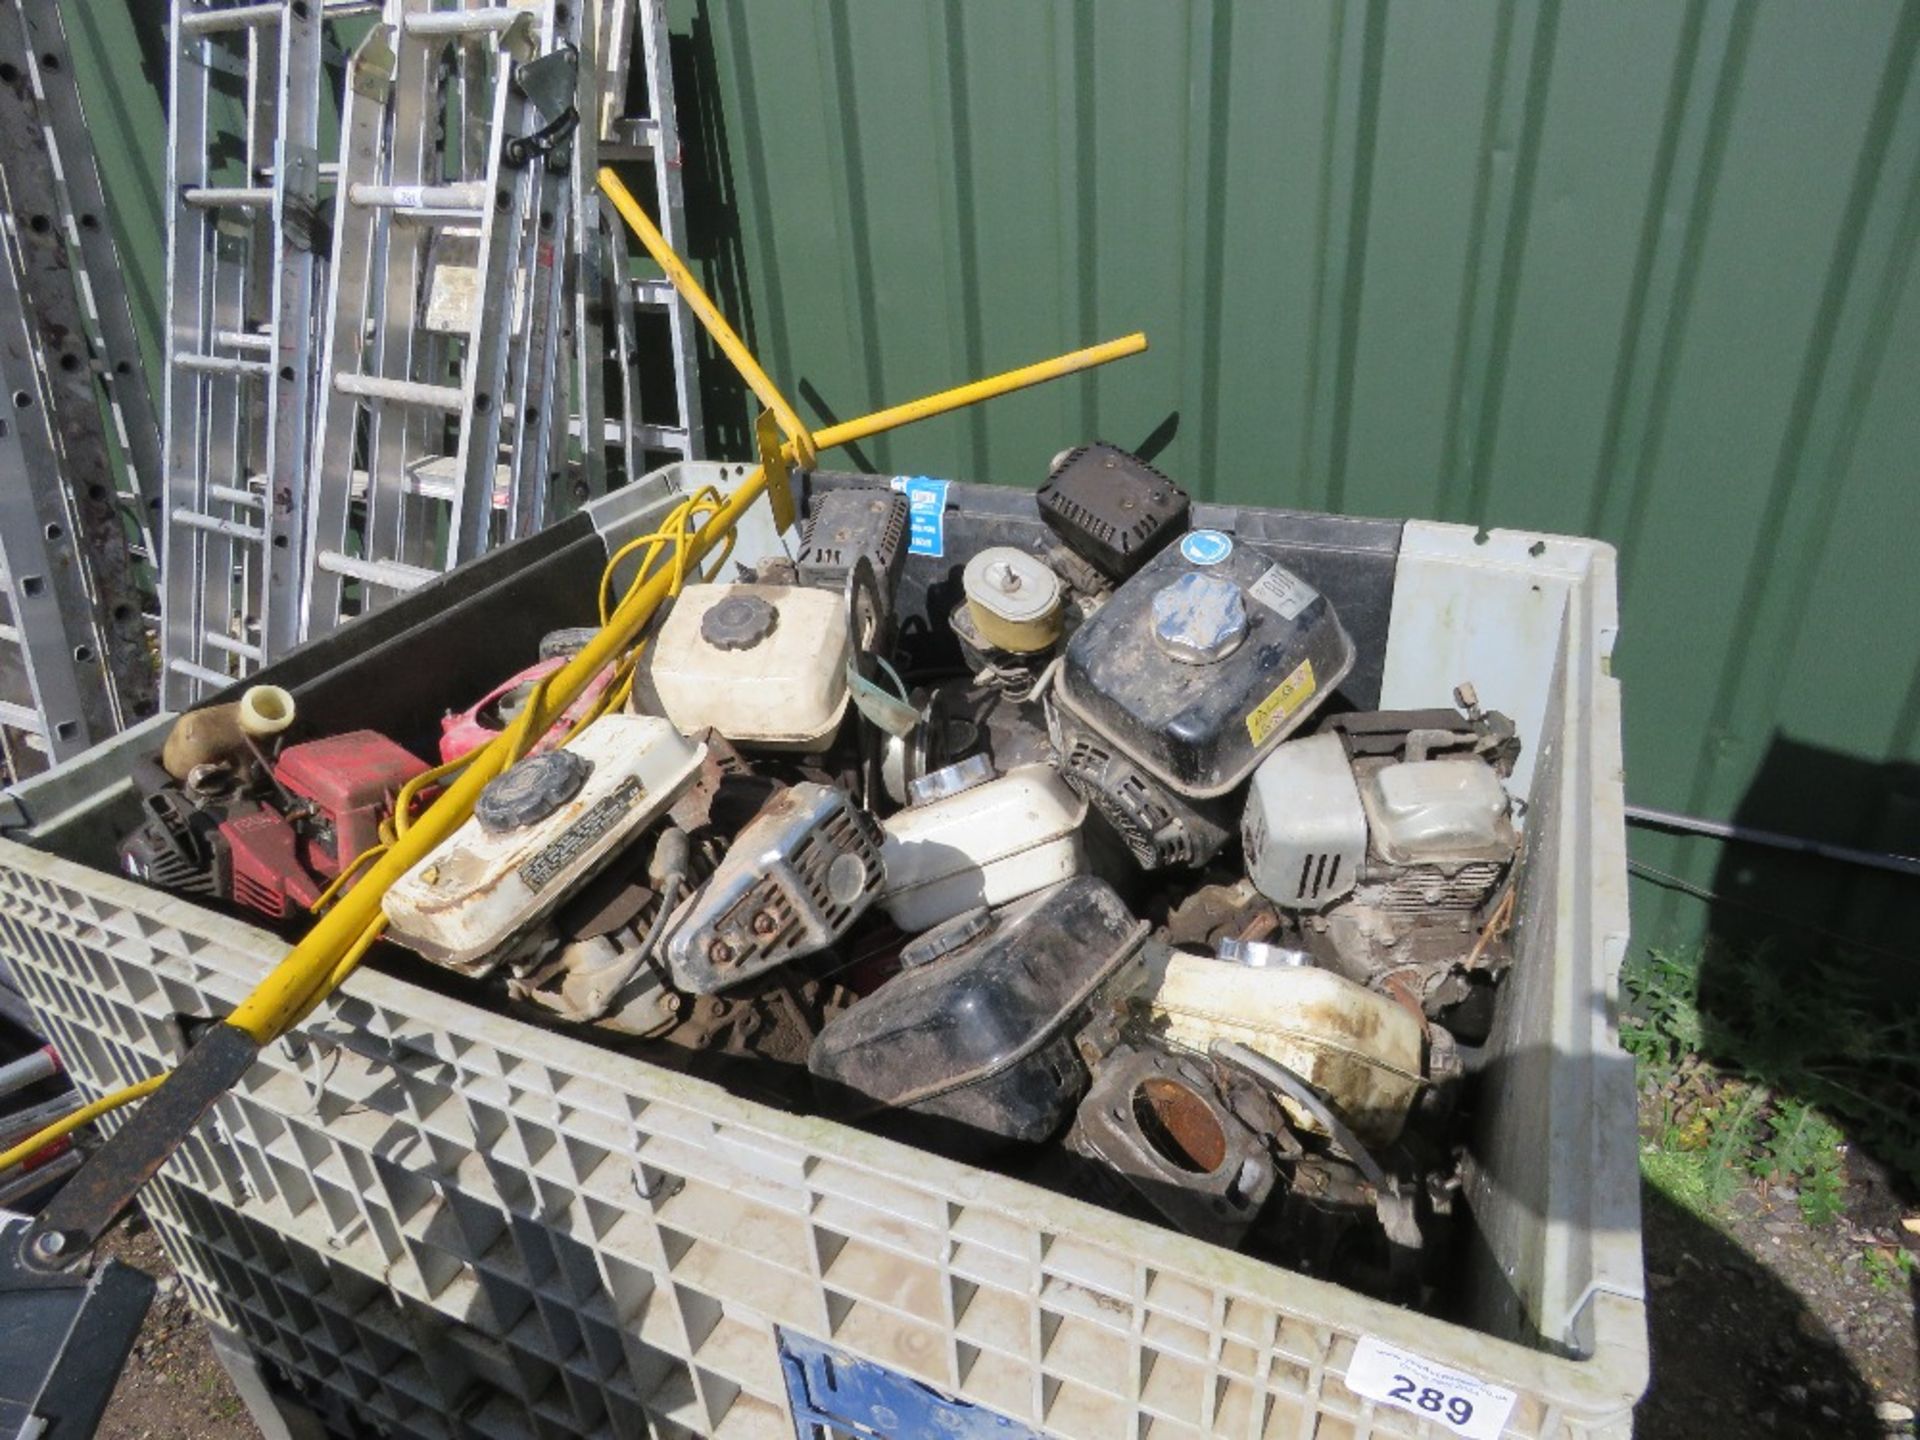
[126, 0, 169, 102]
[674, 0, 754, 461]
[1703, 732, 1920, 994]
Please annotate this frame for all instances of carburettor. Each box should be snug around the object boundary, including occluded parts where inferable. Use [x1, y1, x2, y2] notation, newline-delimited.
[1242, 691, 1521, 1021]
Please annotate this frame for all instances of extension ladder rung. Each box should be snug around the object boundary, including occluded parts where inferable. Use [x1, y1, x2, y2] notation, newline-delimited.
[600, 117, 661, 159]
[183, 185, 274, 210]
[167, 656, 236, 689]
[634, 423, 690, 453]
[179, 0, 377, 35]
[215, 330, 273, 353]
[388, 456, 513, 505]
[176, 352, 272, 379]
[259, 160, 341, 181]
[201, 630, 263, 662]
[631, 277, 676, 309]
[399, 8, 522, 38]
[205, 482, 265, 508]
[348, 182, 488, 220]
[170, 507, 264, 543]
[332, 372, 465, 411]
[315, 550, 438, 593]
[0, 700, 46, 736]
[178, 2, 282, 36]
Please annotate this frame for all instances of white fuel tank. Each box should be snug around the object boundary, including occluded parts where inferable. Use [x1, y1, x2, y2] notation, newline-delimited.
[1138, 951, 1424, 1146]
[646, 583, 852, 751]
[383, 715, 704, 976]
[878, 763, 1088, 933]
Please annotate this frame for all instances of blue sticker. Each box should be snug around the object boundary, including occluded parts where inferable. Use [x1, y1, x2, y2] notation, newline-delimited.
[1179, 529, 1234, 565]
[890, 476, 950, 557]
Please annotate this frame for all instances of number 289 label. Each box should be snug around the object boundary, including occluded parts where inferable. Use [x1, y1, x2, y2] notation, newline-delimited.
[1344, 1336, 1517, 1440]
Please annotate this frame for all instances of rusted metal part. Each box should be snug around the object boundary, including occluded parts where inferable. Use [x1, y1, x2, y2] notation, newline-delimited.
[1136, 1074, 1228, 1172]
[1160, 879, 1283, 952]
[552, 854, 658, 941]
[1378, 973, 1432, 1040]
[1067, 1043, 1276, 1249]
[20, 1024, 259, 1270]
[666, 730, 777, 842]
[660, 975, 852, 1064]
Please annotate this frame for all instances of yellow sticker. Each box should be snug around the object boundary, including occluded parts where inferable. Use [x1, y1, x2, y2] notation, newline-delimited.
[1245, 658, 1318, 746]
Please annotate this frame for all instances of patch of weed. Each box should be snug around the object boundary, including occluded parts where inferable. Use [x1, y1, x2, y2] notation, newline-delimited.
[1750, 1098, 1848, 1227]
[1860, 1246, 1915, 1292]
[1623, 941, 1920, 1216]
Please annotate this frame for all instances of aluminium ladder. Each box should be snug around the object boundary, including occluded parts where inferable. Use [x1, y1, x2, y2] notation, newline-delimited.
[300, 0, 579, 639]
[6, 0, 167, 558]
[596, 0, 702, 474]
[0, 234, 118, 778]
[159, 0, 330, 707]
[0, 0, 163, 773]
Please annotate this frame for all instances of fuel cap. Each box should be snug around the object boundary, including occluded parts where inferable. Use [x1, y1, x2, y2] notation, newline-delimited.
[1152, 571, 1248, 663]
[476, 750, 594, 833]
[701, 592, 778, 651]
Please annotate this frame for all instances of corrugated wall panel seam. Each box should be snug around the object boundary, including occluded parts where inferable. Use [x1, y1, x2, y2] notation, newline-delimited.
[1457, 0, 1558, 526]
[717, 3, 791, 405]
[1324, 0, 1388, 516]
[1605, 0, 1755, 589]
[1178, 1, 1230, 490]
[1067, 3, 1097, 445]
[1434, 0, 1522, 524]
[1295, 1, 1352, 503]
[931, 2, 988, 480]
[1580, 0, 1709, 543]
[817, 0, 885, 467]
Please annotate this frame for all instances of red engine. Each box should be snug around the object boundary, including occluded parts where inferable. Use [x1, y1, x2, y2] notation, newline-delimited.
[215, 731, 428, 920]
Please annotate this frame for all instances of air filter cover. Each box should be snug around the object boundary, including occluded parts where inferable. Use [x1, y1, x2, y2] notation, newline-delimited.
[1038, 443, 1191, 580]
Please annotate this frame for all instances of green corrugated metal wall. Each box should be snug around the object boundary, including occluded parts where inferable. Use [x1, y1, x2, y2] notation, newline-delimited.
[72, 0, 1920, 965]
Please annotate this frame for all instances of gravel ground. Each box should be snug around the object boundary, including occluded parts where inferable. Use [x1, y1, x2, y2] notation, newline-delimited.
[93, 1216, 259, 1440]
[1634, 1102, 1918, 1440]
